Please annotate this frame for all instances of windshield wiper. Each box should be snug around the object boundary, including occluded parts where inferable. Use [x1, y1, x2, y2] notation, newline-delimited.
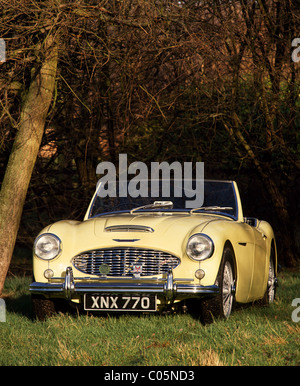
[130, 201, 173, 214]
[190, 206, 233, 214]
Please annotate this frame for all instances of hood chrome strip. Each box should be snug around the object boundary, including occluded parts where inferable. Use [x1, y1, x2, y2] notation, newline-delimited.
[105, 225, 154, 233]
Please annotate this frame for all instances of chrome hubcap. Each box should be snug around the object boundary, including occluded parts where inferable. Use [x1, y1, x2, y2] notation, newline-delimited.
[222, 261, 234, 318]
[267, 260, 276, 303]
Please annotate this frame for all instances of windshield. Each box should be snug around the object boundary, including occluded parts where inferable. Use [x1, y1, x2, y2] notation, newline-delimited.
[88, 180, 238, 220]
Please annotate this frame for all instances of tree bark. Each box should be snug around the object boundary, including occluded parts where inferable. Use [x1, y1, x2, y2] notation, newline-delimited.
[0, 36, 58, 295]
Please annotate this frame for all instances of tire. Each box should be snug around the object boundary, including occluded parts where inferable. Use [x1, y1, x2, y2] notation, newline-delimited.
[259, 256, 277, 305]
[31, 295, 68, 321]
[201, 247, 236, 324]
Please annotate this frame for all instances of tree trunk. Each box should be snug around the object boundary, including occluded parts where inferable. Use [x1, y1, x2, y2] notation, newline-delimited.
[0, 37, 58, 295]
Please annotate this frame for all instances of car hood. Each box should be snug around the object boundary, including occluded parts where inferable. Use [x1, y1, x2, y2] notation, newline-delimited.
[93, 212, 230, 238]
[46, 212, 232, 261]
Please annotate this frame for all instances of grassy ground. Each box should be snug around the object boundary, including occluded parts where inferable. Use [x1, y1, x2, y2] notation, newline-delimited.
[0, 268, 299, 366]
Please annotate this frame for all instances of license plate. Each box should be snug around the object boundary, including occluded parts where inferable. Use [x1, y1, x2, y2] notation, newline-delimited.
[84, 294, 157, 312]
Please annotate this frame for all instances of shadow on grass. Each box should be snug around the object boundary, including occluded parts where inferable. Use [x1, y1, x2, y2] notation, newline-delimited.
[4, 294, 33, 320]
[3, 267, 298, 324]
[4, 291, 286, 326]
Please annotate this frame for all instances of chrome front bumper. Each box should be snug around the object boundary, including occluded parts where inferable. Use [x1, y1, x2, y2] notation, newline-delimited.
[30, 266, 219, 301]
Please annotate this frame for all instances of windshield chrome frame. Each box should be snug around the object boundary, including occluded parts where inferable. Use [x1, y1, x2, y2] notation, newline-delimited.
[85, 180, 240, 221]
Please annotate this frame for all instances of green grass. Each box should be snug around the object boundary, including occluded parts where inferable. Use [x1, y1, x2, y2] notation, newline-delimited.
[0, 269, 299, 366]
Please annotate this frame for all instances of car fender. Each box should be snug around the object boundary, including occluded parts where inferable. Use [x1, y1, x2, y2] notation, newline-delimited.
[256, 220, 277, 292]
[33, 220, 81, 282]
[195, 218, 256, 303]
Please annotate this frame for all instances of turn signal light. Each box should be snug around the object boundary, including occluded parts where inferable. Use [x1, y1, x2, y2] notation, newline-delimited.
[195, 269, 205, 280]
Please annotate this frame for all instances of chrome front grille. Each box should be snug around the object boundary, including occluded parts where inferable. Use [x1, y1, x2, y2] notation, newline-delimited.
[72, 247, 180, 277]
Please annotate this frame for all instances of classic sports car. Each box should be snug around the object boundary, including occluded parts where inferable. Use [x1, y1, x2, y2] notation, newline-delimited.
[30, 180, 278, 322]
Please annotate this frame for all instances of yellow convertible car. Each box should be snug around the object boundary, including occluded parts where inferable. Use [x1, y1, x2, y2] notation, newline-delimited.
[30, 180, 278, 322]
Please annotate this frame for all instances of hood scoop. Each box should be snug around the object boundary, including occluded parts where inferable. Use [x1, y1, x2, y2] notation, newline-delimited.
[104, 225, 154, 233]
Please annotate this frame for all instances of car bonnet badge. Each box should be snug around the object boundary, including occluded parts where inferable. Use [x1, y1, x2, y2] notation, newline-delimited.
[99, 263, 110, 275]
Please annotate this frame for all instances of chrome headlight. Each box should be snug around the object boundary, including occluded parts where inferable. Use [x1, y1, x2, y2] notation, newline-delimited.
[34, 233, 61, 260]
[186, 234, 214, 261]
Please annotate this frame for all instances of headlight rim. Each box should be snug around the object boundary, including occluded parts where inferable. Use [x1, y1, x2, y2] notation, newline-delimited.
[186, 233, 214, 261]
[34, 233, 62, 261]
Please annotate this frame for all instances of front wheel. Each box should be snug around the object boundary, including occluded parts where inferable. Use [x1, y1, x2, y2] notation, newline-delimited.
[259, 257, 277, 305]
[201, 247, 236, 324]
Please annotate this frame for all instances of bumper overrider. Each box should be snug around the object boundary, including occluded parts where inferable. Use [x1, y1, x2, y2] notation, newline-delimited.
[30, 267, 219, 303]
